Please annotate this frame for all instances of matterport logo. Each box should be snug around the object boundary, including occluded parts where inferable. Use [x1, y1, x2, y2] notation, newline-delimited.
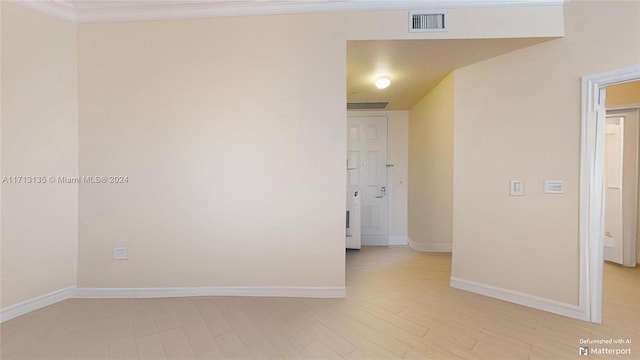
[579, 338, 632, 356]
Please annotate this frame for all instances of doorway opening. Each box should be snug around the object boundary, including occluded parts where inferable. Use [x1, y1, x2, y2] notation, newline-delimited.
[603, 106, 639, 267]
[580, 65, 640, 323]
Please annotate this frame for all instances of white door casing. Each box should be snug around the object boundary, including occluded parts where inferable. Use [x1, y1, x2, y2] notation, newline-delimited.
[347, 116, 389, 246]
[580, 64, 640, 324]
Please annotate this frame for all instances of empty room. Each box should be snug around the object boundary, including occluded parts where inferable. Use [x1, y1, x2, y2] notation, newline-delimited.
[1, 0, 639, 359]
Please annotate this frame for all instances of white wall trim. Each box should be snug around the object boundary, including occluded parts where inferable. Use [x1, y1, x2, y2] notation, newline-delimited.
[580, 65, 640, 324]
[13, 0, 567, 23]
[9, 0, 77, 22]
[362, 234, 391, 246]
[450, 277, 589, 321]
[389, 235, 408, 245]
[74, 286, 346, 299]
[0, 286, 76, 323]
[607, 103, 640, 111]
[408, 237, 452, 252]
[1, 286, 345, 322]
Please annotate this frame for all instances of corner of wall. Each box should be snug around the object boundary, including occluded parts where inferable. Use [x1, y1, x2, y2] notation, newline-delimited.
[407, 73, 455, 251]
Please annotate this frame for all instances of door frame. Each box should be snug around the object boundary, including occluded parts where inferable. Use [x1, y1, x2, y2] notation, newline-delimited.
[580, 64, 640, 323]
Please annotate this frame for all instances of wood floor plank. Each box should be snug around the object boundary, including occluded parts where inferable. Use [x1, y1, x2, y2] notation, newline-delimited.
[151, 299, 181, 333]
[322, 300, 410, 357]
[83, 314, 135, 348]
[471, 339, 528, 360]
[1, 246, 638, 360]
[344, 349, 374, 360]
[136, 333, 167, 360]
[260, 298, 317, 349]
[403, 348, 435, 360]
[158, 327, 197, 359]
[80, 342, 111, 360]
[109, 335, 138, 360]
[133, 300, 159, 337]
[305, 340, 344, 359]
[234, 298, 315, 360]
[299, 300, 400, 360]
[276, 300, 357, 357]
[172, 299, 226, 359]
[214, 330, 254, 359]
[193, 298, 233, 337]
[214, 298, 283, 359]
[333, 300, 456, 359]
[348, 298, 429, 337]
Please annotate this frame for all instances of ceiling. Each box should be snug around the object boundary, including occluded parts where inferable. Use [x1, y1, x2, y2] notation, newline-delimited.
[347, 38, 554, 110]
[20, 0, 565, 23]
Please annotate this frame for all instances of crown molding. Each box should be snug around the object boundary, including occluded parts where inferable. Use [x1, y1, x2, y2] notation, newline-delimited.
[11, 0, 77, 22]
[11, 0, 566, 24]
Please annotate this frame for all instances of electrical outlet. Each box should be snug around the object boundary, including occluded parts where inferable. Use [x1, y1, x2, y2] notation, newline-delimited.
[113, 247, 127, 260]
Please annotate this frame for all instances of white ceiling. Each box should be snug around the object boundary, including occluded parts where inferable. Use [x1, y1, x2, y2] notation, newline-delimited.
[347, 38, 554, 110]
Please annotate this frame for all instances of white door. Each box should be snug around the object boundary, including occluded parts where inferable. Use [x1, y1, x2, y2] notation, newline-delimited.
[604, 117, 624, 264]
[604, 110, 639, 267]
[347, 116, 388, 245]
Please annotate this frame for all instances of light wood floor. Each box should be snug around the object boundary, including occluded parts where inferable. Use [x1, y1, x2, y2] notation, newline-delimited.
[1, 246, 638, 359]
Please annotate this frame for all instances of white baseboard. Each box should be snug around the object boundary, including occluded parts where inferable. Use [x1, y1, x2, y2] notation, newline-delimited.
[388, 235, 408, 245]
[449, 277, 589, 321]
[1, 286, 345, 323]
[408, 238, 452, 252]
[74, 286, 346, 299]
[1, 286, 76, 323]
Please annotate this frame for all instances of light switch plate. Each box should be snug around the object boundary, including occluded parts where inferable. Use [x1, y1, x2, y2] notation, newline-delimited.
[510, 180, 524, 196]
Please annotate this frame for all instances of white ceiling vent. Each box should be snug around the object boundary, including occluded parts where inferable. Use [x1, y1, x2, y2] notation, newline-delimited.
[409, 10, 448, 32]
[347, 102, 389, 110]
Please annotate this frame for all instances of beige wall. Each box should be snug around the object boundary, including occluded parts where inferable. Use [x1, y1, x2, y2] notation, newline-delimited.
[76, 15, 348, 288]
[348, 110, 409, 244]
[451, 0, 640, 305]
[388, 111, 409, 243]
[0, 0, 564, 305]
[1, 2, 78, 307]
[408, 73, 455, 251]
[607, 81, 640, 108]
[77, 6, 562, 290]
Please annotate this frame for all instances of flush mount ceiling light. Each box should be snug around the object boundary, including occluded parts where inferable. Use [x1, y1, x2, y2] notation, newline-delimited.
[375, 76, 391, 89]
